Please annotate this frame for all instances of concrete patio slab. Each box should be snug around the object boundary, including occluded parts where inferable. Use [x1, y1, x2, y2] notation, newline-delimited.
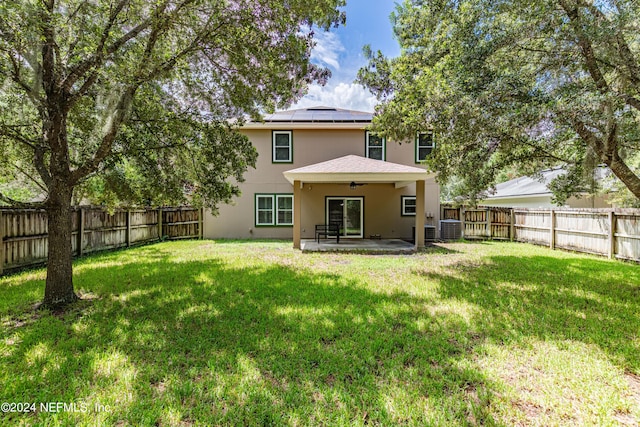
[301, 239, 416, 254]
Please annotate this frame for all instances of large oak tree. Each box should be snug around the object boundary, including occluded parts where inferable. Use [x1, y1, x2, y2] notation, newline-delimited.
[0, 0, 345, 308]
[358, 0, 640, 204]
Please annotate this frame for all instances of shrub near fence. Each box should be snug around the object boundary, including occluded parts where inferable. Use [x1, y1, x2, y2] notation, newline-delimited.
[0, 206, 203, 275]
[441, 206, 640, 262]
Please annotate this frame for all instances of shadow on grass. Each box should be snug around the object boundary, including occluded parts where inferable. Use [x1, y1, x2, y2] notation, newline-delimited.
[1, 242, 639, 425]
[1, 245, 499, 426]
[418, 253, 640, 372]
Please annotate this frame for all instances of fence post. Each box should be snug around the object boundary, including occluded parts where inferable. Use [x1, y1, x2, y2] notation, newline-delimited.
[460, 206, 465, 238]
[0, 210, 4, 275]
[608, 210, 616, 259]
[157, 208, 163, 241]
[199, 207, 204, 239]
[126, 210, 131, 247]
[550, 210, 556, 250]
[77, 208, 85, 257]
[509, 209, 515, 241]
[486, 207, 492, 239]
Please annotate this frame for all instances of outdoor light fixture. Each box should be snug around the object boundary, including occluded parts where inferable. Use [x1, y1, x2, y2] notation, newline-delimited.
[350, 181, 357, 190]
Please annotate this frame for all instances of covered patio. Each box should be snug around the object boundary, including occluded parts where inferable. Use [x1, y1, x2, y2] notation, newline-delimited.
[300, 238, 416, 254]
[283, 155, 434, 251]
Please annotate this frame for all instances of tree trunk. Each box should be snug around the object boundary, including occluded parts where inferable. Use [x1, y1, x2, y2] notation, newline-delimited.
[43, 185, 77, 308]
[607, 154, 640, 200]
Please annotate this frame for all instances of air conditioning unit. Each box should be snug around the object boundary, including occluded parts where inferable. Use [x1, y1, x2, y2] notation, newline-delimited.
[440, 220, 462, 240]
[412, 225, 436, 242]
[425, 225, 436, 242]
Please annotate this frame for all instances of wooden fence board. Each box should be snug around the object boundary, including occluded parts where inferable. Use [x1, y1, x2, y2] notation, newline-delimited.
[441, 205, 640, 262]
[0, 206, 200, 274]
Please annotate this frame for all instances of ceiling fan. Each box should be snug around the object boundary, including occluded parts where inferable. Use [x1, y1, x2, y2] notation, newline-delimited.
[349, 181, 367, 190]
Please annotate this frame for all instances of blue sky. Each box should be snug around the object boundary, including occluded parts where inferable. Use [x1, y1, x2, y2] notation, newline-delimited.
[291, 0, 400, 113]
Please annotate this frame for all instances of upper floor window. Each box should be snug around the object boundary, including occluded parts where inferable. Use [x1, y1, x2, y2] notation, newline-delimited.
[416, 131, 434, 163]
[365, 131, 385, 161]
[272, 131, 292, 163]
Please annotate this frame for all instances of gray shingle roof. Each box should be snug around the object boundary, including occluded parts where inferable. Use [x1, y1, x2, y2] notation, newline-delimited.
[285, 155, 426, 174]
[486, 167, 611, 199]
[283, 155, 430, 185]
[488, 169, 565, 198]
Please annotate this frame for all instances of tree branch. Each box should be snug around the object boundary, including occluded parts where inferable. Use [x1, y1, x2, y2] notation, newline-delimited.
[68, 0, 216, 185]
[34, 143, 52, 188]
[62, 17, 152, 95]
[69, 86, 137, 185]
[0, 124, 41, 150]
[13, 164, 49, 193]
[6, 53, 45, 112]
[569, 116, 607, 161]
[575, 0, 640, 88]
[515, 137, 574, 164]
[559, 1, 610, 94]
[0, 191, 46, 208]
[40, 0, 57, 101]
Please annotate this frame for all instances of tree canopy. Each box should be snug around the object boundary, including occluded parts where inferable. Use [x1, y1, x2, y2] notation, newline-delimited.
[358, 0, 640, 205]
[0, 0, 345, 307]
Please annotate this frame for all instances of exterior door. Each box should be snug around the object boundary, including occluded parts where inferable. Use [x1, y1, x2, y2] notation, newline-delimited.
[326, 197, 363, 238]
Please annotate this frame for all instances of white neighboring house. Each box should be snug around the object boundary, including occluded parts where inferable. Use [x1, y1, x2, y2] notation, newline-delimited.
[481, 168, 612, 208]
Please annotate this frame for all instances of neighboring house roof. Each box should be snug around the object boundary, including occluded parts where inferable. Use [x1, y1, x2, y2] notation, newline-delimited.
[242, 106, 372, 130]
[283, 155, 432, 185]
[488, 168, 566, 199]
[485, 167, 611, 201]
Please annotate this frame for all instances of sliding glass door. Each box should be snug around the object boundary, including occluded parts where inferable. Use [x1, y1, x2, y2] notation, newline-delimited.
[326, 197, 363, 238]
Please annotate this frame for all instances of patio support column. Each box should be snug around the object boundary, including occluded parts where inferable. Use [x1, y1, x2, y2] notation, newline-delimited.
[415, 180, 426, 249]
[293, 180, 302, 249]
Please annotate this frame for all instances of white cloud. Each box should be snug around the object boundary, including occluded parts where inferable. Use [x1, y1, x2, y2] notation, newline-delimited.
[293, 27, 377, 112]
[292, 82, 377, 112]
[310, 31, 345, 71]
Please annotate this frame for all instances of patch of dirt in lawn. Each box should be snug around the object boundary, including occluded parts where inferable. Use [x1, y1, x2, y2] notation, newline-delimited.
[514, 399, 543, 419]
[151, 380, 166, 394]
[614, 411, 638, 426]
[614, 372, 640, 425]
[626, 372, 640, 404]
[2, 310, 42, 330]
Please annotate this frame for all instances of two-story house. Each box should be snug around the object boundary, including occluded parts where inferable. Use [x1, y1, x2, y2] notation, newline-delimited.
[202, 106, 440, 249]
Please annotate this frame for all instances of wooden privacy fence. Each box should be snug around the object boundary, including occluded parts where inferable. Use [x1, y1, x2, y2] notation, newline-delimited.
[441, 206, 640, 262]
[0, 206, 203, 275]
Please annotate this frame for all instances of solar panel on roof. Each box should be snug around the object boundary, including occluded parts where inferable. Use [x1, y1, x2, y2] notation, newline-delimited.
[259, 107, 373, 122]
[292, 112, 314, 120]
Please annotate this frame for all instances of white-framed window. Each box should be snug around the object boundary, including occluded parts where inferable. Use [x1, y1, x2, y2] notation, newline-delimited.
[416, 131, 434, 162]
[255, 194, 293, 226]
[272, 131, 293, 163]
[401, 196, 417, 216]
[365, 131, 385, 161]
[256, 195, 274, 225]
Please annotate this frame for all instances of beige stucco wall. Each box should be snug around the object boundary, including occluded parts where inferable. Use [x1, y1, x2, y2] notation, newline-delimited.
[203, 128, 440, 240]
[297, 181, 439, 240]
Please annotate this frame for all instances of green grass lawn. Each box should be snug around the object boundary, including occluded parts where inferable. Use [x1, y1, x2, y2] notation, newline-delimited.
[1, 240, 639, 426]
